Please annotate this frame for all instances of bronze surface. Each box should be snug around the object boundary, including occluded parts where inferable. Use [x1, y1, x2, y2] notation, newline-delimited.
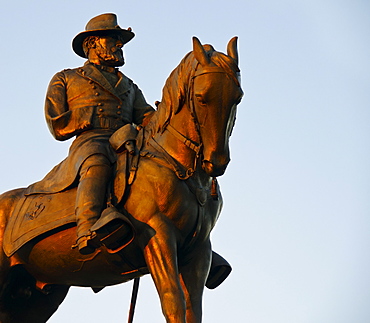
[0, 13, 242, 323]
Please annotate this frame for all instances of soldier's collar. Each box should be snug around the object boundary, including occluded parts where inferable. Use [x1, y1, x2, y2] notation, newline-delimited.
[89, 62, 118, 74]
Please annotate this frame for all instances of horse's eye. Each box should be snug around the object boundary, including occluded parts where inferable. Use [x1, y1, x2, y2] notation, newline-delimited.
[195, 95, 206, 106]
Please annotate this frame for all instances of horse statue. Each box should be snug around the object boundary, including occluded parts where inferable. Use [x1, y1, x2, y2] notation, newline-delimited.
[0, 37, 243, 323]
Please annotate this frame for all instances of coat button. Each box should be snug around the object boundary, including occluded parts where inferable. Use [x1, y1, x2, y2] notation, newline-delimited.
[89, 80, 93, 84]
[99, 108, 104, 112]
[98, 103, 103, 106]
[92, 85, 96, 89]
[117, 111, 121, 115]
[95, 92, 100, 96]
[117, 105, 121, 109]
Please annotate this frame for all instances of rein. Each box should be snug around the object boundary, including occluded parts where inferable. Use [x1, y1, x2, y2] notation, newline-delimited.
[149, 63, 238, 180]
[165, 64, 236, 172]
[166, 124, 202, 155]
[178, 63, 240, 156]
[149, 64, 205, 179]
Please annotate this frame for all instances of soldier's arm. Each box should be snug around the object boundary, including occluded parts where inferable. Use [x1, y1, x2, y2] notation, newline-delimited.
[45, 71, 93, 141]
[132, 83, 156, 126]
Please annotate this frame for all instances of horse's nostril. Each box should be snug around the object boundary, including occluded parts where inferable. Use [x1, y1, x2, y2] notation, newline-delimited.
[202, 160, 227, 177]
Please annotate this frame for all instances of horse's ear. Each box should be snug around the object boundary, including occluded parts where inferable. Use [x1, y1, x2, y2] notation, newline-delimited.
[193, 37, 210, 66]
[227, 36, 239, 66]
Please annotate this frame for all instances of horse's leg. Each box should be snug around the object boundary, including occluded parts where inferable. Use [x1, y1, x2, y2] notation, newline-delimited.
[178, 240, 212, 323]
[10, 285, 70, 323]
[26, 286, 70, 323]
[0, 190, 69, 322]
[0, 191, 17, 322]
[143, 222, 186, 323]
[0, 270, 70, 323]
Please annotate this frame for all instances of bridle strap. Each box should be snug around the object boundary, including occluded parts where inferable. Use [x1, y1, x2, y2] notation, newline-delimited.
[164, 65, 225, 161]
[167, 124, 202, 155]
[158, 64, 239, 179]
[193, 66, 226, 78]
[193, 66, 241, 87]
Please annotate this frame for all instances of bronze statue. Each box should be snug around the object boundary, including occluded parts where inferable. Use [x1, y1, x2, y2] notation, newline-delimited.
[0, 13, 243, 323]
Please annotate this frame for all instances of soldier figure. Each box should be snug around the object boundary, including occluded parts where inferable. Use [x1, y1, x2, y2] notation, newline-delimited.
[44, 13, 155, 254]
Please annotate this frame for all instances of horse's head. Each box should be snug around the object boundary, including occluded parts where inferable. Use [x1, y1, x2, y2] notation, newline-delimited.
[191, 37, 243, 177]
[150, 37, 243, 178]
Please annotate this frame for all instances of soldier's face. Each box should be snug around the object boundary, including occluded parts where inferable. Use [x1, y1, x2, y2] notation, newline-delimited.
[94, 35, 125, 67]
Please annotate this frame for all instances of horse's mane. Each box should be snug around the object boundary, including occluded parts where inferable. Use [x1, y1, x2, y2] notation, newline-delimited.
[146, 44, 240, 135]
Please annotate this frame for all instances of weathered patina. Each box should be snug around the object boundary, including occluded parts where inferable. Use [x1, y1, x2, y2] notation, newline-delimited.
[0, 13, 242, 323]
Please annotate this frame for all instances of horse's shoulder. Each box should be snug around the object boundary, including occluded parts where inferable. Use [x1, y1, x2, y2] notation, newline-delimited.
[133, 159, 180, 196]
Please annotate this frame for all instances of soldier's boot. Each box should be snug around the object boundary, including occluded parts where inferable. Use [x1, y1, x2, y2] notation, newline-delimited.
[74, 163, 111, 255]
[74, 157, 134, 255]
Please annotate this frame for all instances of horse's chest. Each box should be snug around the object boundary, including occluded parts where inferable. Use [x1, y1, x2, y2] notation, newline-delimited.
[182, 179, 222, 242]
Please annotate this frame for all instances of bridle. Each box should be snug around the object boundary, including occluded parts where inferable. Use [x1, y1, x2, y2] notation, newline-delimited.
[151, 62, 240, 180]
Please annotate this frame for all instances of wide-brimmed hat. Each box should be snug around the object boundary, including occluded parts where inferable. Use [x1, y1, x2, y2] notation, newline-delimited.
[72, 13, 135, 58]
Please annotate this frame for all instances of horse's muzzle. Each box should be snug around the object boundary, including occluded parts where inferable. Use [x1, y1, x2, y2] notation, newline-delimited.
[202, 160, 229, 177]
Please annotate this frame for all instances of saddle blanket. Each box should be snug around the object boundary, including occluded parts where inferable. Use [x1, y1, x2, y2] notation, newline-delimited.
[3, 189, 77, 257]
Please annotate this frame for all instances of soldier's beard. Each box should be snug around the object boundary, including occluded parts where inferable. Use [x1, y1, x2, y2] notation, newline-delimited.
[96, 47, 125, 67]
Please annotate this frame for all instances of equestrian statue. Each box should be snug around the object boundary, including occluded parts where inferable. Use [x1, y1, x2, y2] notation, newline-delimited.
[0, 13, 243, 323]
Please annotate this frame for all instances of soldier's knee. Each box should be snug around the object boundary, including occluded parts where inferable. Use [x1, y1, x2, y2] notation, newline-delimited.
[79, 154, 112, 179]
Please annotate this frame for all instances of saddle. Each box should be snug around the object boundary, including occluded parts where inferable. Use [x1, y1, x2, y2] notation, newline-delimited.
[3, 125, 143, 257]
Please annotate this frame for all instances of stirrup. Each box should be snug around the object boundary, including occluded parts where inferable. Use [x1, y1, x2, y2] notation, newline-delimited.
[90, 207, 134, 251]
[72, 234, 99, 255]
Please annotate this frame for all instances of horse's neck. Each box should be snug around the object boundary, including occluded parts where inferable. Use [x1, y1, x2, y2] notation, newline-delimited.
[151, 104, 200, 171]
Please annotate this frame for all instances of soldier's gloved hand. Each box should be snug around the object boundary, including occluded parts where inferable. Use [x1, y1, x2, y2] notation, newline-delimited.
[124, 140, 136, 155]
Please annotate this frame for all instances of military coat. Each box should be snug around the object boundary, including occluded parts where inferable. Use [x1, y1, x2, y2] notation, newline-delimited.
[27, 62, 154, 194]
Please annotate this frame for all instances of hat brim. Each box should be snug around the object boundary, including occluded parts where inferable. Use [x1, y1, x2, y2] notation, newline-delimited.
[72, 29, 135, 58]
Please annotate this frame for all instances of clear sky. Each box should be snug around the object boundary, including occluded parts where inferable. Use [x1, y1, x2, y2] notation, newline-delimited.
[0, 1, 369, 322]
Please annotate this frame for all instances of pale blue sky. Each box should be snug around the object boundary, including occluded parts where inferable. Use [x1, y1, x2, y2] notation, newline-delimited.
[0, 1, 369, 322]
